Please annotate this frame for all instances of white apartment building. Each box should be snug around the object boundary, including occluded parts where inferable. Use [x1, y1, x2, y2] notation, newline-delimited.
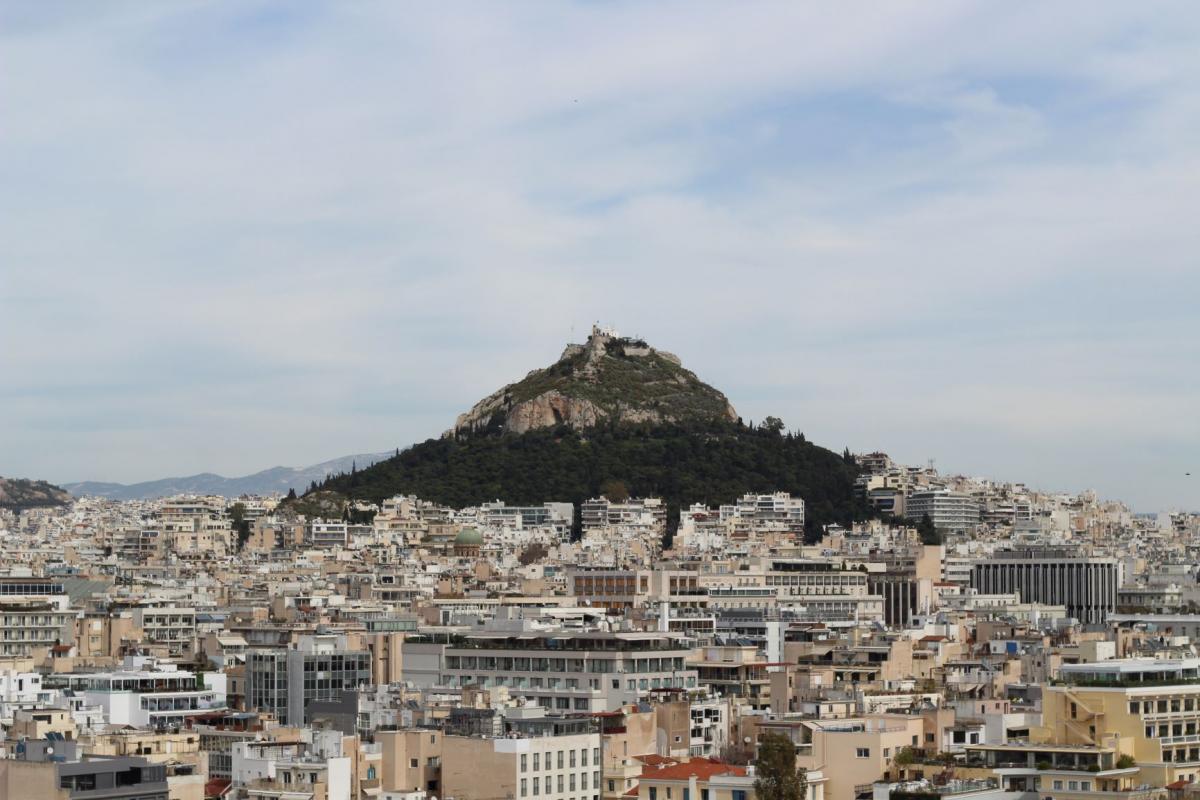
[906, 490, 980, 533]
[402, 629, 698, 712]
[581, 497, 666, 534]
[67, 660, 225, 729]
[0, 576, 75, 657]
[232, 729, 353, 800]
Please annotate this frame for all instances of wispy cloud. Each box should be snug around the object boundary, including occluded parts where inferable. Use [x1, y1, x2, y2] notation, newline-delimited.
[1, 1, 1197, 510]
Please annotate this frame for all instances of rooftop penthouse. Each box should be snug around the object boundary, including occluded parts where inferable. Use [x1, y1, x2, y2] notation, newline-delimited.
[408, 630, 692, 652]
[1058, 658, 1200, 687]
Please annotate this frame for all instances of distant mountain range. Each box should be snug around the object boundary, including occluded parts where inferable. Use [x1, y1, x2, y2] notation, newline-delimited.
[64, 452, 391, 500]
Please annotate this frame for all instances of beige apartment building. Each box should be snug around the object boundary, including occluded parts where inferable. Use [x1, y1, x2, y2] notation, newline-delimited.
[760, 714, 925, 800]
[1040, 658, 1200, 786]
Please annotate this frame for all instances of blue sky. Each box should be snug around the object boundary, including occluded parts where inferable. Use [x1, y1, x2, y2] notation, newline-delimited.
[1, 2, 1197, 511]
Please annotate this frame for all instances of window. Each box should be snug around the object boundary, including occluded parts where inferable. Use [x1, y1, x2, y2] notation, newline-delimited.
[534, 753, 540, 771]
[410, 758, 418, 768]
[522, 754, 528, 772]
[368, 767, 376, 780]
[522, 779, 528, 797]
[582, 749, 588, 767]
[558, 776, 564, 793]
[559, 751, 565, 769]
[650, 789, 658, 800]
[733, 792, 747, 800]
[1053, 781, 1063, 790]
[1082, 782, 1092, 791]
[1069, 781, 1079, 791]
[571, 750, 577, 768]
[534, 778, 540, 796]
[856, 748, 870, 758]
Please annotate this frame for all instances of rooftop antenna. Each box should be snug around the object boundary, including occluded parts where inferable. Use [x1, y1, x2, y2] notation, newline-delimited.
[927, 458, 936, 472]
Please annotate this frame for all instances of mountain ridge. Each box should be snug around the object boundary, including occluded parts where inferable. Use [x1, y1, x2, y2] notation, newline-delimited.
[64, 452, 391, 500]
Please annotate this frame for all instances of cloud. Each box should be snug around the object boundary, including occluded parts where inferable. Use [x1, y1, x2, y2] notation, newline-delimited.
[1, 1, 1197, 510]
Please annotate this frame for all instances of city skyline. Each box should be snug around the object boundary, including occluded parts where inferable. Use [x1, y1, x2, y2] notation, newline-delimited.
[2, 3, 1198, 511]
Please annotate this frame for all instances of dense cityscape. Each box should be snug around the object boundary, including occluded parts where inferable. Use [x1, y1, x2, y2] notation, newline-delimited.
[4, 4, 1198, 800]
[3, 391, 1199, 800]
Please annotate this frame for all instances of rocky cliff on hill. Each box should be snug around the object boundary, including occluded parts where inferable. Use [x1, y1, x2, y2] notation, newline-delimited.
[450, 326, 738, 437]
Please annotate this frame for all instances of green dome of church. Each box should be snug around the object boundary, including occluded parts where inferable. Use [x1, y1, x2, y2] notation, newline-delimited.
[454, 527, 483, 545]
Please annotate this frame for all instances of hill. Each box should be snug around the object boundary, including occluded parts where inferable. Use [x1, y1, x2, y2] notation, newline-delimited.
[0, 477, 72, 510]
[450, 325, 737, 437]
[64, 452, 391, 500]
[314, 421, 869, 540]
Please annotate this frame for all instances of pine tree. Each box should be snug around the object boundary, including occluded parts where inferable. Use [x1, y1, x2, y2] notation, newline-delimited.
[754, 732, 807, 800]
[917, 513, 942, 545]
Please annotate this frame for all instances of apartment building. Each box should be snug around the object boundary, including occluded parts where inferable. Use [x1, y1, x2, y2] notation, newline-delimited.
[0, 740, 169, 800]
[478, 501, 574, 535]
[756, 560, 885, 622]
[231, 729, 355, 800]
[1040, 658, 1200, 786]
[0, 576, 74, 657]
[402, 630, 698, 712]
[131, 606, 197, 658]
[441, 727, 602, 800]
[67, 662, 225, 729]
[731, 492, 806, 536]
[761, 714, 925, 800]
[634, 757, 758, 800]
[906, 490, 980, 533]
[581, 497, 666, 534]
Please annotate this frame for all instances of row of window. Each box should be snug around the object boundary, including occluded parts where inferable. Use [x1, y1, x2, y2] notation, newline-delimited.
[445, 675, 695, 691]
[1049, 779, 1092, 791]
[648, 788, 745, 800]
[444, 656, 687, 672]
[520, 771, 600, 796]
[520, 749, 598, 772]
[1144, 723, 1200, 740]
[1130, 698, 1200, 715]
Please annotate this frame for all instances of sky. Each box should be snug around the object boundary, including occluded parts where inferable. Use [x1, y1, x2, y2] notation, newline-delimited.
[1, 2, 1197, 512]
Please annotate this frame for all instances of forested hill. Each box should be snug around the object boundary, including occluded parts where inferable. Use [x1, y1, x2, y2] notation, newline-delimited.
[0, 477, 72, 510]
[312, 421, 870, 540]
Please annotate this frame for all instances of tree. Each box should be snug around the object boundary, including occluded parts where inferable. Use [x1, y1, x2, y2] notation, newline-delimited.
[599, 478, 630, 504]
[917, 513, 942, 545]
[754, 732, 807, 800]
[518, 542, 549, 566]
[228, 502, 251, 551]
[762, 416, 786, 435]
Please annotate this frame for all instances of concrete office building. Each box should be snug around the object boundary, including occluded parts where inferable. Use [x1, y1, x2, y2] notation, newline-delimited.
[245, 633, 371, 725]
[971, 549, 1120, 625]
